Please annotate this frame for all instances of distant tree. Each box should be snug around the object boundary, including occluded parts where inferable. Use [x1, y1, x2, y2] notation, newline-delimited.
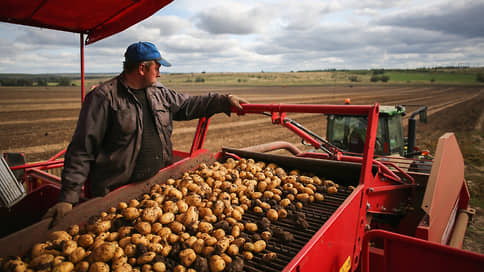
[380, 75, 390, 82]
[37, 79, 48, 86]
[17, 78, 34, 86]
[477, 72, 484, 83]
[195, 77, 205, 83]
[370, 75, 380, 82]
[372, 69, 385, 75]
[58, 78, 71, 86]
[348, 75, 360, 82]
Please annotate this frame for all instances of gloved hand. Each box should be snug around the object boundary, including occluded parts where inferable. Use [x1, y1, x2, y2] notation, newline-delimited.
[42, 202, 72, 229]
[228, 94, 249, 110]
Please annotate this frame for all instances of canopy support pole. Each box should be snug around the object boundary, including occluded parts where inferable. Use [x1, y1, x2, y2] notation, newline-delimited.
[80, 33, 85, 103]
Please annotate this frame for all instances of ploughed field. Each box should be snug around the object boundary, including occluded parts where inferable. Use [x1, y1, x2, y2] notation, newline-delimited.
[0, 85, 482, 162]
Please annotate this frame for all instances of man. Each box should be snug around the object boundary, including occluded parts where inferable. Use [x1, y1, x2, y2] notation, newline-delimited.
[44, 41, 248, 225]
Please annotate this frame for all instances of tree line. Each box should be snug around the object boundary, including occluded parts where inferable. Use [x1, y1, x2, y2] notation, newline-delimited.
[0, 76, 72, 86]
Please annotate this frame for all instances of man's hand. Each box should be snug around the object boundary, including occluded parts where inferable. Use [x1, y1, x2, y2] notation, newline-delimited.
[228, 94, 249, 111]
[42, 202, 72, 229]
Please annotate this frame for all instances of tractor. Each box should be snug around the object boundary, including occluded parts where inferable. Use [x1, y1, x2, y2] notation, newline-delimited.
[326, 101, 428, 158]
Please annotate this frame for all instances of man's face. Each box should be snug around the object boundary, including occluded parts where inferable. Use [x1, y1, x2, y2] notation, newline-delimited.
[142, 61, 161, 87]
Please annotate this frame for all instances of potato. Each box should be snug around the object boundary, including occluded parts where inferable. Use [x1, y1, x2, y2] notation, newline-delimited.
[135, 222, 152, 235]
[107, 232, 120, 242]
[117, 226, 134, 238]
[232, 238, 246, 247]
[253, 206, 263, 214]
[69, 247, 86, 264]
[267, 209, 279, 221]
[220, 253, 232, 264]
[245, 223, 258, 233]
[262, 252, 277, 262]
[137, 252, 156, 265]
[203, 214, 218, 223]
[160, 244, 172, 257]
[179, 248, 197, 267]
[91, 242, 116, 262]
[242, 251, 253, 260]
[113, 246, 125, 260]
[52, 262, 74, 272]
[31, 242, 59, 257]
[88, 262, 109, 272]
[67, 225, 80, 236]
[231, 209, 242, 221]
[88, 220, 112, 235]
[53, 255, 65, 266]
[278, 208, 288, 218]
[253, 240, 266, 253]
[131, 235, 149, 246]
[314, 193, 324, 201]
[124, 244, 137, 257]
[159, 212, 175, 224]
[182, 206, 199, 226]
[168, 233, 180, 244]
[296, 193, 310, 201]
[78, 234, 94, 249]
[209, 255, 225, 272]
[141, 206, 162, 223]
[153, 262, 166, 272]
[113, 263, 132, 272]
[231, 225, 241, 238]
[3, 258, 27, 272]
[192, 239, 205, 254]
[122, 207, 140, 220]
[173, 265, 186, 272]
[212, 229, 225, 240]
[227, 244, 239, 256]
[30, 254, 54, 270]
[198, 222, 213, 233]
[327, 186, 338, 194]
[75, 261, 89, 272]
[201, 245, 215, 257]
[215, 238, 230, 253]
[148, 243, 163, 254]
[261, 231, 272, 241]
[243, 242, 255, 252]
[128, 199, 140, 207]
[170, 221, 185, 234]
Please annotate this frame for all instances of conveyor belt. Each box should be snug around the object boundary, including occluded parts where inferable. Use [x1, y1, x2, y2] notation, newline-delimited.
[243, 188, 352, 272]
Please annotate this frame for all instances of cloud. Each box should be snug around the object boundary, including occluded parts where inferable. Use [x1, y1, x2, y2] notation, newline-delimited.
[376, 1, 484, 38]
[195, 5, 269, 34]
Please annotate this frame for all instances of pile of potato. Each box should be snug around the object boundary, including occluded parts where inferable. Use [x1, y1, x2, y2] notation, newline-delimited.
[1, 158, 344, 272]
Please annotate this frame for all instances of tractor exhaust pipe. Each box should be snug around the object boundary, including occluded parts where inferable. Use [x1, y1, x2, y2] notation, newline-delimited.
[407, 106, 427, 158]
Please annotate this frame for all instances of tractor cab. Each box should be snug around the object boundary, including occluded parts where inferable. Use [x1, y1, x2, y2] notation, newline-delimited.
[326, 105, 407, 156]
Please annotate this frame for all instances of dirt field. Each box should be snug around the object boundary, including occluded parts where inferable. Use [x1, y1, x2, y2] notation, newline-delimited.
[1, 84, 483, 253]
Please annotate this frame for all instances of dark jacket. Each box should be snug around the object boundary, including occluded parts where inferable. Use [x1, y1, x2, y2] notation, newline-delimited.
[59, 74, 231, 204]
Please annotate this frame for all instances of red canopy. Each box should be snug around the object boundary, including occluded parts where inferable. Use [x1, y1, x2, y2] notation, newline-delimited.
[0, 0, 174, 44]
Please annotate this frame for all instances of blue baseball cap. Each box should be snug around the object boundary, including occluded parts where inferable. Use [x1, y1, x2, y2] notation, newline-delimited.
[124, 41, 171, 67]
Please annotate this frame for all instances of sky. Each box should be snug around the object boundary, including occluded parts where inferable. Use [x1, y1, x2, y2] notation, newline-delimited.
[0, 0, 483, 74]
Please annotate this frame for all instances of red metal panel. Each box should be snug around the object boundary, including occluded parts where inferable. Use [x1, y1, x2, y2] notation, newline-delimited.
[420, 133, 467, 244]
[362, 230, 484, 272]
[284, 186, 364, 272]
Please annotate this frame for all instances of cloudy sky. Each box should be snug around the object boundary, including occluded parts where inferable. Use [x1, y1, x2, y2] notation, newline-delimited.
[0, 0, 483, 73]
